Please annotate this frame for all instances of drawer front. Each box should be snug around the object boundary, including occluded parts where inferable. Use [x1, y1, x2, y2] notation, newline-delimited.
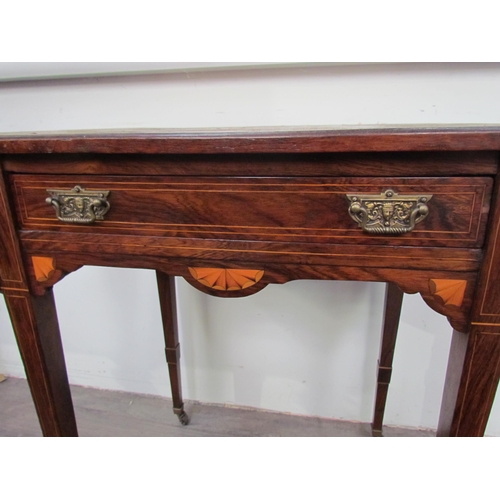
[11, 175, 493, 248]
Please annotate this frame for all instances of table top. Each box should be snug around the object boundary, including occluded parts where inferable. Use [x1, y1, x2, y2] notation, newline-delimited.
[1, 125, 500, 154]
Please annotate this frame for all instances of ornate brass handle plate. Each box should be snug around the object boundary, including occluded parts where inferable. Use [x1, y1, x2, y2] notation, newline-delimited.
[346, 189, 432, 234]
[46, 185, 110, 224]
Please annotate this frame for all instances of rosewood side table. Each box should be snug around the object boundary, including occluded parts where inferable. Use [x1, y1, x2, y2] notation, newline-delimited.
[1, 127, 499, 437]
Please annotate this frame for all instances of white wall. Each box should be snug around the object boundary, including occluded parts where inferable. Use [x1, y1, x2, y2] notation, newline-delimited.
[0, 62, 499, 434]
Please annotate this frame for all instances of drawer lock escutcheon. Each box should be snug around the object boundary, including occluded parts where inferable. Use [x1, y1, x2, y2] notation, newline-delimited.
[346, 189, 432, 235]
[46, 186, 110, 224]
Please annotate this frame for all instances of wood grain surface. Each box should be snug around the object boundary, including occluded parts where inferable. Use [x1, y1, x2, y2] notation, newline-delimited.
[1, 127, 500, 436]
[1, 126, 500, 154]
[11, 174, 493, 248]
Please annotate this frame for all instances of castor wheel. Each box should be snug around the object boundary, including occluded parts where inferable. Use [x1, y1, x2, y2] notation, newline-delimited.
[177, 411, 189, 426]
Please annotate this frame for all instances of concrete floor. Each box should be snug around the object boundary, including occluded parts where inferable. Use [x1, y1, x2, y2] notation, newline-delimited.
[0, 377, 435, 437]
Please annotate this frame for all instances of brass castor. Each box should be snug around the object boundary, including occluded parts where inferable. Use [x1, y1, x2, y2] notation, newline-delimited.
[177, 411, 189, 426]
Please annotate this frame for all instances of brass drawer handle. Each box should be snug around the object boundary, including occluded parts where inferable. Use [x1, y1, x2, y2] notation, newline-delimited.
[46, 185, 110, 224]
[346, 189, 431, 235]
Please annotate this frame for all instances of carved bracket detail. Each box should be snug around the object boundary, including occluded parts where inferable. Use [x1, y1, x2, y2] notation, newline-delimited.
[188, 267, 264, 291]
[388, 276, 472, 332]
[29, 256, 81, 296]
[429, 279, 467, 308]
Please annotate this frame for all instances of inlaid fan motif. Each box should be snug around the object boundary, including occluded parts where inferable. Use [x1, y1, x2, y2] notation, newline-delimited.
[429, 279, 467, 308]
[188, 267, 264, 291]
[32, 256, 56, 282]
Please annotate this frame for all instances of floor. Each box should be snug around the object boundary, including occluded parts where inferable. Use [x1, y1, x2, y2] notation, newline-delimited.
[0, 377, 435, 437]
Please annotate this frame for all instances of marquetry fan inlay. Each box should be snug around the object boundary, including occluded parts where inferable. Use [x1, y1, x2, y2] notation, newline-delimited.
[188, 267, 264, 291]
[32, 256, 56, 282]
[429, 279, 467, 308]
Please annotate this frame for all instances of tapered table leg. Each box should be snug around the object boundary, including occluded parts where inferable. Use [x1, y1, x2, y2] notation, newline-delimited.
[156, 272, 189, 425]
[4, 289, 78, 436]
[436, 329, 468, 436]
[440, 327, 500, 436]
[371, 282, 404, 437]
